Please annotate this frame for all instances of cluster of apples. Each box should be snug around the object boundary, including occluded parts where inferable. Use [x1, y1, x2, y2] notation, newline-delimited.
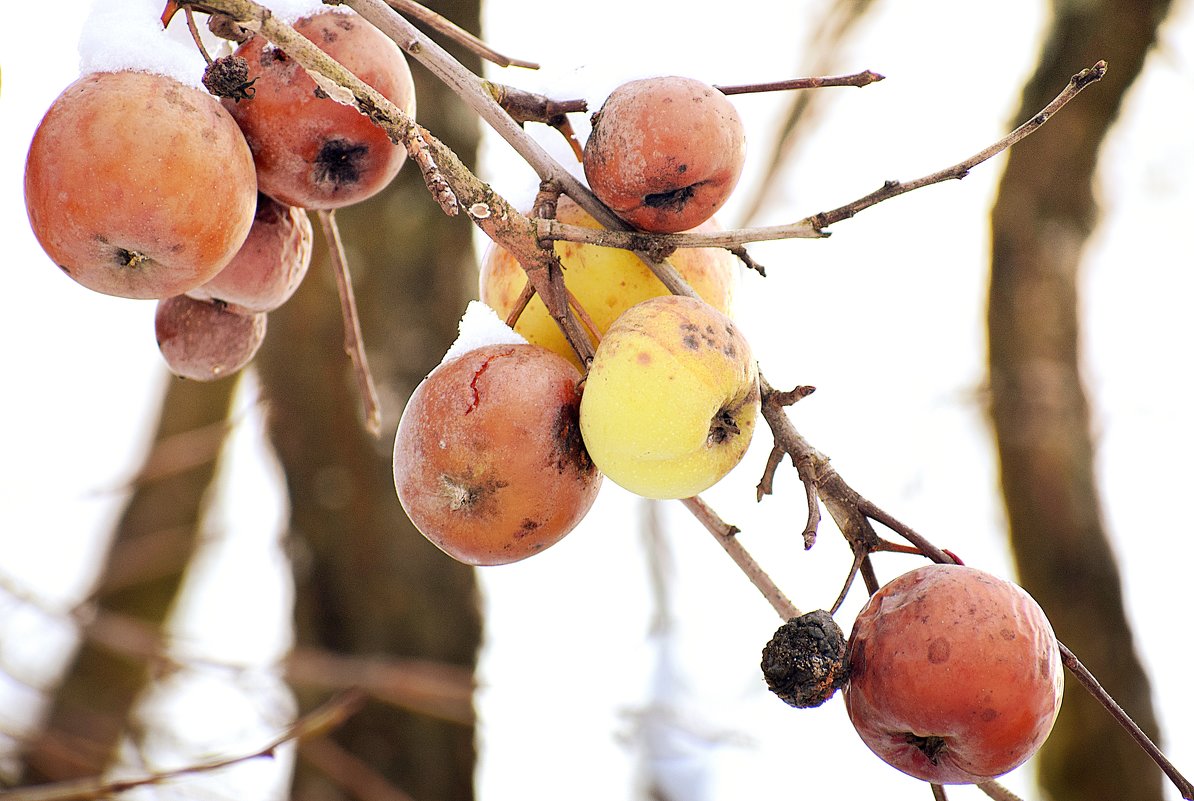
[23, 9, 415, 380]
[392, 75, 755, 564]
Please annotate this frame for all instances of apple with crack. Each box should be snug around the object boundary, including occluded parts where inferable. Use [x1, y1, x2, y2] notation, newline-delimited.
[579, 294, 759, 499]
[479, 195, 737, 369]
[393, 338, 602, 565]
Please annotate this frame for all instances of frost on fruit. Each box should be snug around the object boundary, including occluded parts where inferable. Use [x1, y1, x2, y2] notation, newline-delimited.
[440, 301, 528, 366]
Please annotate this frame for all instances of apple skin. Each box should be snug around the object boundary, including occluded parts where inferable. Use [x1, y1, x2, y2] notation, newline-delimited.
[479, 195, 737, 370]
[155, 294, 267, 381]
[844, 564, 1064, 785]
[187, 193, 313, 313]
[583, 75, 746, 233]
[226, 9, 416, 209]
[393, 344, 602, 565]
[578, 295, 759, 499]
[24, 70, 257, 299]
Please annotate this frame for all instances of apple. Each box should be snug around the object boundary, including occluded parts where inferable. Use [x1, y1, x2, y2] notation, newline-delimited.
[844, 564, 1064, 784]
[187, 193, 313, 313]
[479, 195, 737, 369]
[579, 295, 759, 499]
[225, 9, 416, 209]
[24, 70, 257, 299]
[583, 75, 746, 233]
[393, 343, 602, 565]
[155, 294, 267, 381]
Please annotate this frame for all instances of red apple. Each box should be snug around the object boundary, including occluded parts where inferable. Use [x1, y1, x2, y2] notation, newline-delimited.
[155, 294, 267, 381]
[225, 9, 416, 209]
[583, 75, 746, 233]
[393, 344, 602, 565]
[24, 70, 257, 299]
[187, 193, 312, 313]
[844, 564, 1063, 784]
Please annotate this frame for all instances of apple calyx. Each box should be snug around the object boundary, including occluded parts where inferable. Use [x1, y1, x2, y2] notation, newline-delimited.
[907, 734, 949, 765]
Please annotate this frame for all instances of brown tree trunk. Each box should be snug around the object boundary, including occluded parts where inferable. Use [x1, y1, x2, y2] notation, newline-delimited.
[254, 2, 485, 799]
[20, 376, 237, 782]
[987, 2, 1171, 799]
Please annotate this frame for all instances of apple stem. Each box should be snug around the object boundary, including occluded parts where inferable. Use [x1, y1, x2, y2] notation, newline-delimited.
[976, 781, 1028, 801]
[317, 210, 383, 437]
[929, 783, 949, 801]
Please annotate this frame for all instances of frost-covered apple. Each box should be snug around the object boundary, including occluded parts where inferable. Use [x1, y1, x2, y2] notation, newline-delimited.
[225, 9, 416, 209]
[24, 70, 257, 299]
[579, 295, 759, 499]
[393, 343, 602, 565]
[479, 195, 738, 369]
[844, 564, 1064, 784]
[583, 76, 746, 233]
[187, 193, 312, 313]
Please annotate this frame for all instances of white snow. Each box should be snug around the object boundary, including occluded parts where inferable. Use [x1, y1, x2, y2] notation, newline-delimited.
[439, 300, 528, 365]
[79, 0, 208, 87]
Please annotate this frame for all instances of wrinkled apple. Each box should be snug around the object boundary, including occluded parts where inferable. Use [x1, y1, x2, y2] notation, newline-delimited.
[583, 75, 746, 233]
[479, 195, 738, 369]
[155, 294, 267, 381]
[844, 564, 1064, 784]
[579, 295, 759, 499]
[393, 343, 602, 565]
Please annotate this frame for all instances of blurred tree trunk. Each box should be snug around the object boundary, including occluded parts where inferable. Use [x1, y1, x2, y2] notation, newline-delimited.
[19, 376, 237, 781]
[987, 2, 1171, 799]
[254, 2, 485, 799]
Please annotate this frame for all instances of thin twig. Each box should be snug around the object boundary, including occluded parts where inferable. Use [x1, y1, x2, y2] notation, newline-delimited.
[715, 70, 884, 95]
[930, 784, 949, 801]
[0, 692, 366, 801]
[977, 780, 1028, 801]
[679, 496, 800, 620]
[317, 210, 382, 436]
[1059, 644, 1194, 800]
[534, 60, 1109, 251]
[184, 7, 213, 64]
[300, 736, 418, 801]
[383, 0, 539, 69]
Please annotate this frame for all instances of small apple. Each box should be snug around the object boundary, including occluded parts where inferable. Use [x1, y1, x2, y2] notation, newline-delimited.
[155, 294, 267, 381]
[393, 343, 602, 565]
[583, 75, 746, 233]
[479, 195, 737, 369]
[187, 193, 313, 313]
[579, 295, 759, 499]
[844, 564, 1064, 784]
[24, 70, 257, 299]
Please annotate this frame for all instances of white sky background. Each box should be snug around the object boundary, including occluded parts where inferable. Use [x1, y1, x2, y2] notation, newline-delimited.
[1, 1, 1193, 800]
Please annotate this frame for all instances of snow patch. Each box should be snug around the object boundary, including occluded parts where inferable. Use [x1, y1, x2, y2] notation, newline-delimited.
[440, 301, 527, 366]
[79, 0, 207, 87]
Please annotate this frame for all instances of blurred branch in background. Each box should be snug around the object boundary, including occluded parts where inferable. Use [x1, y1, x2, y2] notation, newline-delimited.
[988, 1, 1174, 800]
[735, 0, 877, 227]
[17, 376, 237, 783]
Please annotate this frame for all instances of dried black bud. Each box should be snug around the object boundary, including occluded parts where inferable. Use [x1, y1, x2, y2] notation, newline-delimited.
[203, 55, 256, 103]
[760, 609, 848, 708]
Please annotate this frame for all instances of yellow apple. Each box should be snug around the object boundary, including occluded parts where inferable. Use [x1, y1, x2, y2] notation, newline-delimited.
[579, 295, 759, 499]
[479, 195, 737, 369]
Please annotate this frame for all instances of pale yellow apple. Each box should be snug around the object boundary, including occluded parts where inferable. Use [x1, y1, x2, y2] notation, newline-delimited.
[479, 195, 737, 369]
[579, 295, 759, 499]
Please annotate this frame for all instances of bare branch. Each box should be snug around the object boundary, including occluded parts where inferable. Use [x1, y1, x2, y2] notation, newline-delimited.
[715, 70, 885, 95]
[0, 692, 365, 801]
[383, 0, 539, 69]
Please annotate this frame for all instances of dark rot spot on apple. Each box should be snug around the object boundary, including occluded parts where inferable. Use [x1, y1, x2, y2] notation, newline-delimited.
[907, 734, 949, 766]
[1001, 628, 1017, 641]
[636, 351, 652, 365]
[927, 637, 951, 664]
[313, 137, 369, 189]
[761, 609, 849, 708]
[515, 518, 540, 538]
[683, 333, 700, 350]
[550, 395, 596, 475]
[644, 183, 697, 212]
[980, 707, 999, 722]
[707, 407, 741, 445]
